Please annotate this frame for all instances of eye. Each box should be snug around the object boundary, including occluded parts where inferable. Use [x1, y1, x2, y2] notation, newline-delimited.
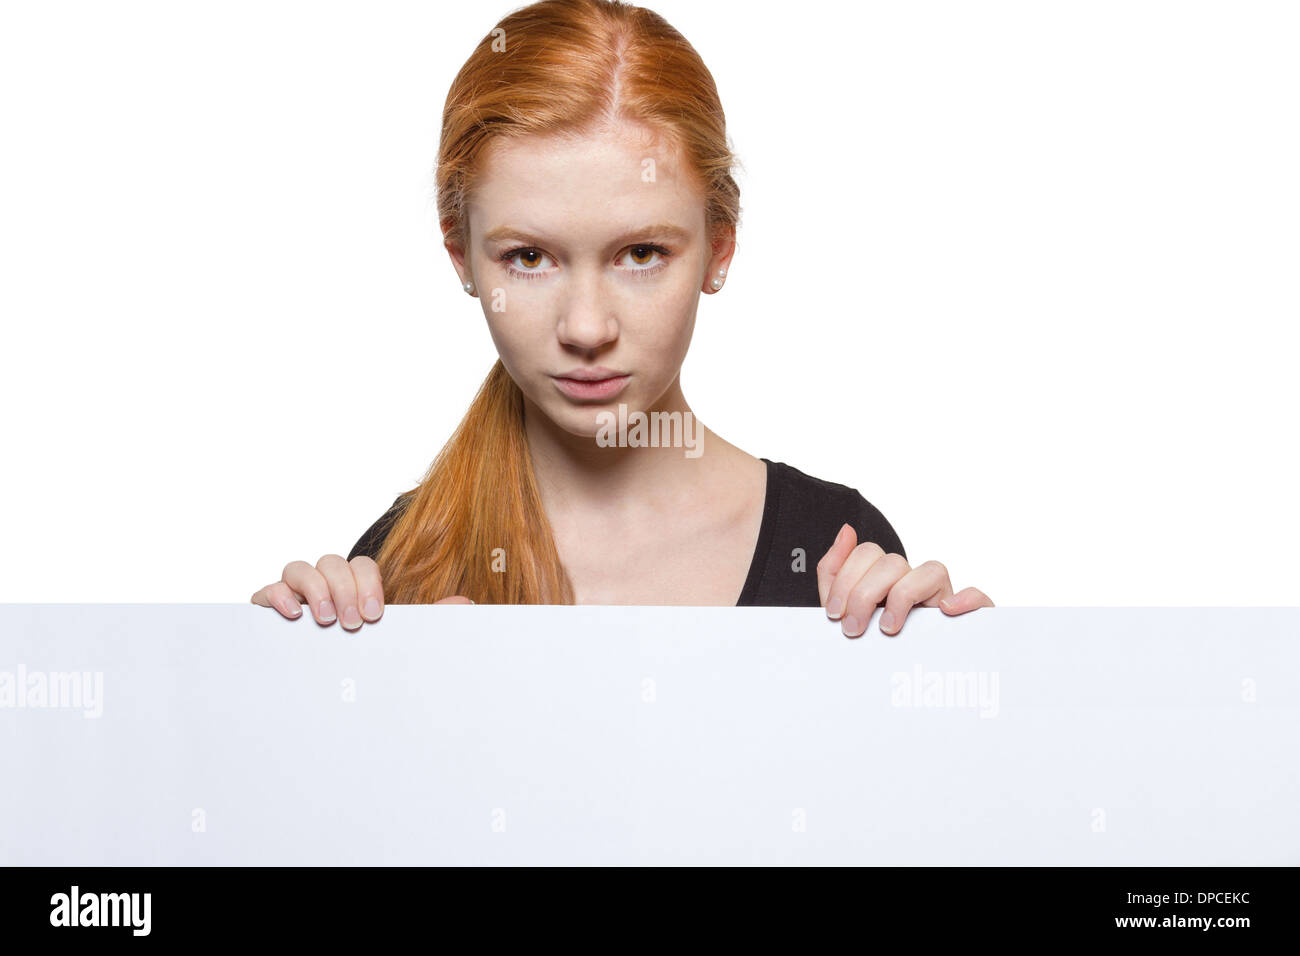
[618, 244, 672, 275]
[499, 246, 555, 279]
[626, 245, 658, 267]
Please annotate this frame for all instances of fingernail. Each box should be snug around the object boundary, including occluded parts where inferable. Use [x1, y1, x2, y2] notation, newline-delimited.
[880, 610, 896, 632]
[318, 600, 336, 623]
[342, 605, 362, 629]
[841, 615, 861, 637]
[940, 598, 954, 611]
[826, 596, 843, 618]
[363, 597, 380, 619]
[283, 601, 302, 618]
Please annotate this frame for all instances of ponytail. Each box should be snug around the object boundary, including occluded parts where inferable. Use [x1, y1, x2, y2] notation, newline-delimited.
[375, 360, 574, 604]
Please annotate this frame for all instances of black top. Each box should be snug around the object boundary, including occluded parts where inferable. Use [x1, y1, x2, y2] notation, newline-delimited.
[347, 457, 905, 607]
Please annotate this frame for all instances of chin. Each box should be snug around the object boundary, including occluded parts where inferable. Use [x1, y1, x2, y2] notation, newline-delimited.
[522, 377, 670, 442]
[550, 404, 616, 441]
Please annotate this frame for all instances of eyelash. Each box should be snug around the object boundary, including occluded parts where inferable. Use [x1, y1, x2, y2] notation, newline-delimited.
[497, 244, 673, 281]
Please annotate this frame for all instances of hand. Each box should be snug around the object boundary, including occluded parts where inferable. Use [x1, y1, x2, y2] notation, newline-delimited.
[816, 524, 993, 637]
[251, 554, 472, 630]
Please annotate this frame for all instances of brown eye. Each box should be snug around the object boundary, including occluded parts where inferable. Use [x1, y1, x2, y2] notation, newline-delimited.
[629, 245, 655, 265]
[519, 250, 542, 268]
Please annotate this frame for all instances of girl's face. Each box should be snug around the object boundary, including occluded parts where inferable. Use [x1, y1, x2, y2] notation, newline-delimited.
[446, 121, 733, 440]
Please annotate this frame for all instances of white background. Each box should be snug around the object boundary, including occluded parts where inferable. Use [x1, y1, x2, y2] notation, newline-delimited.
[1, 0, 1296, 604]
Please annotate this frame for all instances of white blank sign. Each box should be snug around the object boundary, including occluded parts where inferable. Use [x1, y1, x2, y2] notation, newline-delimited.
[1, 604, 1297, 865]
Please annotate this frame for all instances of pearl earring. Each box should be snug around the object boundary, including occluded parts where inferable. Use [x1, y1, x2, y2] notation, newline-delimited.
[463, 281, 475, 294]
[710, 268, 725, 291]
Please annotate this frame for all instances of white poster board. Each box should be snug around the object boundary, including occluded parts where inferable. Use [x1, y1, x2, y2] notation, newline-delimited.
[2, 604, 1297, 865]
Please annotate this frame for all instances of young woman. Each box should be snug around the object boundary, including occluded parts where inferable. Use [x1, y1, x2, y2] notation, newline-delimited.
[251, 0, 993, 636]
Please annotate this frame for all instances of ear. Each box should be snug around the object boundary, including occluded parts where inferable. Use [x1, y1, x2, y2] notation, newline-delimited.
[703, 224, 737, 294]
[441, 216, 473, 289]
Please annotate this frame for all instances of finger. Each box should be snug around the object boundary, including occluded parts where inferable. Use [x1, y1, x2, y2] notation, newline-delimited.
[824, 540, 885, 621]
[880, 560, 952, 635]
[253, 581, 304, 619]
[282, 559, 337, 625]
[315, 554, 362, 630]
[815, 524, 857, 608]
[842, 552, 911, 637]
[939, 586, 996, 615]
[349, 555, 385, 622]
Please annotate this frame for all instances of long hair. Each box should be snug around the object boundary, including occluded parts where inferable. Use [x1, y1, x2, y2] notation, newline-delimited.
[377, 0, 742, 604]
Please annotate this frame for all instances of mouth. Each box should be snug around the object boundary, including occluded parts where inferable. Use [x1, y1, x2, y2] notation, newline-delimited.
[550, 369, 631, 402]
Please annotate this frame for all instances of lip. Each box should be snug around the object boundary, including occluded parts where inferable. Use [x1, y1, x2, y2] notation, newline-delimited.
[555, 366, 628, 381]
[550, 368, 630, 401]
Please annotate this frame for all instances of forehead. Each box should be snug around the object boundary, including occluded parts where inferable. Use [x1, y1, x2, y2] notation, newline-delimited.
[467, 122, 706, 240]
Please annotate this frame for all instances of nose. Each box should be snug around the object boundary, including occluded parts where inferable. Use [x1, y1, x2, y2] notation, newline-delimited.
[555, 273, 619, 353]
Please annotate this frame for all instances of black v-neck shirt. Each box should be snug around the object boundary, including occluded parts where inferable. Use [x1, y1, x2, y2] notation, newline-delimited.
[346, 457, 906, 607]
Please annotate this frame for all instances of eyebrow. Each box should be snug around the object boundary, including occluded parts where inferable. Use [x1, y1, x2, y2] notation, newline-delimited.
[480, 223, 694, 248]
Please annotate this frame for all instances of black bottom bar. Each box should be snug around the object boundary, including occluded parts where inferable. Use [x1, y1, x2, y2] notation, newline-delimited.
[0, 865, 1287, 943]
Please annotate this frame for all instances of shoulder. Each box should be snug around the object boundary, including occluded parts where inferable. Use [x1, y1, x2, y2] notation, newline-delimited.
[346, 492, 413, 562]
[764, 459, 906, 560]
[738, 458, 908, 606]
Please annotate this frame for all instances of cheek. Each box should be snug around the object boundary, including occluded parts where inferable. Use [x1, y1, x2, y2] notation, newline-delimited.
[481, 318, 548, 405]
[483, 309, 544, 371]
[629, 283, 698, 357]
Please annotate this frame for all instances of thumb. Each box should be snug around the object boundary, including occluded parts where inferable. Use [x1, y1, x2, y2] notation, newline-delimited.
[816, 523, 857, 608]
[435, 595, 474, 605]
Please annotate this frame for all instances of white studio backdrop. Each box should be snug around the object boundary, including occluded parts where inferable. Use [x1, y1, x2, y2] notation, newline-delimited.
[1, 0, 1296, 605]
